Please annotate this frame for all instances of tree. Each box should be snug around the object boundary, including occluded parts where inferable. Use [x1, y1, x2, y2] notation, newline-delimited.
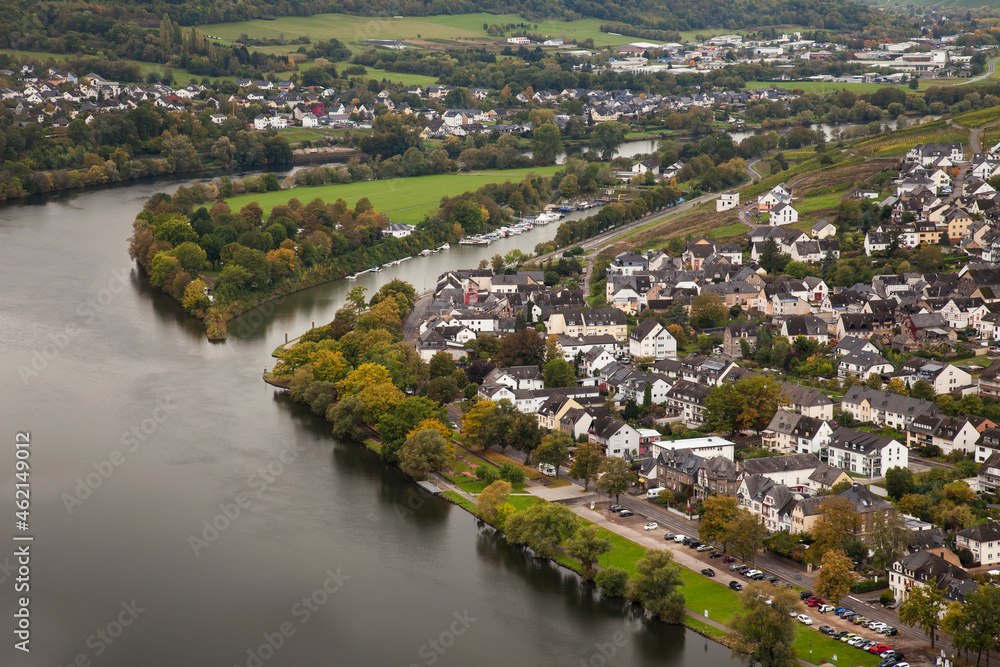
[569, 442, 602, 490]
[594, 567, 629, 597]
[869, 510, 910, 572]
[943, 480, 976, 503]
[591, 121, 628, 160]
[461, 400, 495, 447]
[690, 292, 729, 329]
[630, 549, 686, 623]
[398, 428, 451, 479]
[508, 413, 542, 464]
[495, 328, 545, 367]
[477, 480, 513, 525]
[943, 584, 1000, 666]
[730, 582, 801, 667]
[597, 456, 635, 502]
[898, 583, 944, 648]
[699, 495, 740, 551]
[531, 123, 563, 165]
[428, 350, 456, 379]
[885, 466, 914, 500]
[815, 548, 854, 606]
[910, 379, 935, 401]
[705, 376, 783, 435]
[503, 502, 579, 559]
[535, 432, 572, 472]
[812, 496, 860, 558]
[542, 357, 576, 388]
[727, 509, 768, 567]
[565, 524, 612, 576]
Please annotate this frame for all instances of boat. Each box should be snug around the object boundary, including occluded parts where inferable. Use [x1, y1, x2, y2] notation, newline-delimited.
[419, 249, 432, 256]
[371, 265, 382, 272]
[534, 211, 562, 224]
[347, 273, 358, 280]
[439, 243, 450, 250]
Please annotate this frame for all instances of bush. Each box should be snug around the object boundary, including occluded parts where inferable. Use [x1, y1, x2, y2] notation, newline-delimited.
[594, 567, 629, 597]
[498, 462, 525, 485]
[879, 590, 894, 606]
[474, 465, 499, 484]
[854, 578, 888, 594]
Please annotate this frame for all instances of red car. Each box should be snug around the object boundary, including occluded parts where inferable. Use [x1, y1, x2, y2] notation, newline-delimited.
[869, 644, 892, 655]
[722, 556, 737, 563]
[805, 598, 823, 607]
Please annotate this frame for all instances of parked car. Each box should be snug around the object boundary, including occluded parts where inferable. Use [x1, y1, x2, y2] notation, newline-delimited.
[696, 544, 713, 552]
[619, 510, 633, 517]
[818, 604, 835, 613]
[701, 568, 715, 577]
[709, 551, 724, 558]
[730, 563, 745, 571]
[833, 631, 849, 640]
[750, 571, 765, 581]
[665, 533, 676, 540]
[799, 591, 813, 600]
[835, 607, 851, 616]
[840, 633, 857, 643]
[797, 614, 813, 626]
[882, 627, 898, 637]
[729, 581, 742, 591]
[674, 534, 687, 543]
[878, 658, 898, 667]
[764, 575, 778, 583]
[869, 644, 891, 655]
[818, 625, 836, 636]
[609, 504, 623, 512]
[643, 522, 658, 531]
[722, 555, 737, 563]
[688, 541, 702, 549]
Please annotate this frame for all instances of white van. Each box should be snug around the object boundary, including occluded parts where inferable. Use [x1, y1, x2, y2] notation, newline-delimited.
[538, 463, 557, 476]
[646, 487, 667, 499]
[673, 534, 686, 543]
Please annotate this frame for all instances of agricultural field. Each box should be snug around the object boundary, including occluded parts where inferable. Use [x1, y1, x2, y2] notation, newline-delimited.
[332, 62, 439, 86]
[202, 13, 639, 49]
[223, 166, 562, 223]
[744, 80, 898, 95]
[951, 105, 1000, 128]
[853, 119, 969, 157]
[7, 49, 234, 85]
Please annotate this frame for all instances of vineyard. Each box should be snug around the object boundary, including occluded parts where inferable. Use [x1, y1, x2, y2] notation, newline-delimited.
[853, 120, 969, 157]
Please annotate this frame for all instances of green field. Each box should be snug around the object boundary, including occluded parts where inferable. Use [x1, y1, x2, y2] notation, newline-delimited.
[224, 166, 562, 222]
[333, 61, 439, 86]
[6, 49, 235, 85]
[745, 80, 902, 95]
[203, 13, 639, 48]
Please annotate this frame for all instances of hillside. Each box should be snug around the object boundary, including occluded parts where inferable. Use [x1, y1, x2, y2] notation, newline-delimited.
[1, 0, 913, 55]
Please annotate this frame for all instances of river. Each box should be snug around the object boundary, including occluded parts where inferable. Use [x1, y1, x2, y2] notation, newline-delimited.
[0, 174, 742, 667]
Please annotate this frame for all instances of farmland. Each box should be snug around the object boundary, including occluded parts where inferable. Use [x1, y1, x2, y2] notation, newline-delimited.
[201, 13, 639, 49]
[223, 166, 562, 223]
[744, 80, 900, 95]
[853, 119, 969, 157]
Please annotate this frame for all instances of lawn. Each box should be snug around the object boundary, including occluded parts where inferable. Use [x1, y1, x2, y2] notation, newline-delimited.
[456, 479, 528, 494]
[224, 167, 562, 220]
[707, 222, 748, 239]
[335, 62, 439, 87]
[6, 49, 235, 86]
[202, 13, 639, 48]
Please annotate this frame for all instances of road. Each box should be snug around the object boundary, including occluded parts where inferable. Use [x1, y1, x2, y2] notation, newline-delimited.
[533, 190, 721, 264]
[959, 55, 1000, 86]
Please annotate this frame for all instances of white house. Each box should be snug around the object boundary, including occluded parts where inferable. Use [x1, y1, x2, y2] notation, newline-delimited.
[589, 415, 641, 457]
[717, 192, 739, 211]
[627, 319, 677, 360]
[769, 203, 799, 226]
[301, 113, 319, 128]
[955, 520, 1000, 567]
[761, 411, 833, 456]
[381, 222, 414, 238]
[649, 435, 735, 462]
[826, 427, 908, 478]
[483, 366, 544, 391]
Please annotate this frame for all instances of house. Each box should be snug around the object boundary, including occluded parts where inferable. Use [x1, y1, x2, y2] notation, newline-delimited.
[740, 453, 825, 492]
[978, 452, 1000, 493]
[702, 455, 742, 496]
[716, 192, 739, 212]
[380, 222, 414, 238]
[840, 386, 941, 430]
[588, 415, 641, 457]
[780, 314, 829, 343]
[907, 414, 981, 456]
[826, 427, 908, 478]
[768, 202, 799, 226]
[761, 411, 832, 456]
[811, 219, 836, 239]
[955, 520, 1000, 567]
[889, 550, 971, 605]
[653, 448, 706, 498]
[979, 359, 1000, 398]
[483, 366, 545, 391]
[736, 474, 797, 533]
[209, 113, 228, 125]
[779, 383, 834, 421]
[893, 357, 973, 395]
[832, 335, 879, 358]
[546, 308, 628, 341]
[838, 350, 894, 380]
[664, 380, 711, 426]
[723, 322, 758, 358]
[648, 436, 735, 462]
[628, 319, 677, 360]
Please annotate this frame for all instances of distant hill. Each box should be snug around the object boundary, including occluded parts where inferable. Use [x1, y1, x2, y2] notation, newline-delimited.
[2, 0, 913, 50]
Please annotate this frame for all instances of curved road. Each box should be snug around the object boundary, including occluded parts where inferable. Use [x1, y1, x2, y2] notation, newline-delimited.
[959, 55, 1000, 86]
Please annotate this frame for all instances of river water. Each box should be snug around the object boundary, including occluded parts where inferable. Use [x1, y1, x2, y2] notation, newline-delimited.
[0, 174, 742, 667]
